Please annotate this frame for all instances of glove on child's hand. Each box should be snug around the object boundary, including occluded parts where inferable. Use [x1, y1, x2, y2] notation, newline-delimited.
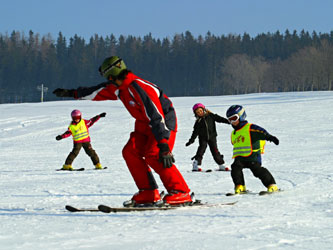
[56, 135, 62, 141]
[157, 143, 175, 168]
[99, 112, 106, 117]
[185, 139, 194, 147]
[267, 135, 279, 145]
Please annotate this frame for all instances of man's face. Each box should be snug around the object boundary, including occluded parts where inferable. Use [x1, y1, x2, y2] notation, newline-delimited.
[109, 76, 122, 86]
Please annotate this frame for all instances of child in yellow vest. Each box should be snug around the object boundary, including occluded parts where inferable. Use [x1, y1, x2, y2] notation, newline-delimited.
[226, 105, 280, 194]
[56, 109, 106, 170]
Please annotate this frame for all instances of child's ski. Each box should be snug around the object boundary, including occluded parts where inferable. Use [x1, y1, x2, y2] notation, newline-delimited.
[226, 191, 255, 196]
[94, 167, 108, 170]
[56, 168, 85, 171]
[191, 169, 213, 173]
[226, 190, 282, 196]
[215, 169, 230, 172]
[259, 189, 283, 196]
[191, 168, 230, 173]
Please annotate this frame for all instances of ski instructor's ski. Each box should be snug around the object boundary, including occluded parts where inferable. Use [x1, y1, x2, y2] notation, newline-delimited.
[65, 201, 237, 213]
[65, 205, 99, 212]
[98, 201, 237, 213]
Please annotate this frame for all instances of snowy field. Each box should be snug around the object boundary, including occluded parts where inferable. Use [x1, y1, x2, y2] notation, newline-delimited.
[0, 91, 332, 250]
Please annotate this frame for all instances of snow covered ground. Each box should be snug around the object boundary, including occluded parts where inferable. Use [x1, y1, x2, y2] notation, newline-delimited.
[0, 91, 332, 250]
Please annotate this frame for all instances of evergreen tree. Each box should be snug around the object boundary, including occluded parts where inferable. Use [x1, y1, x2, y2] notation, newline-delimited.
[1, 29, 333, 103]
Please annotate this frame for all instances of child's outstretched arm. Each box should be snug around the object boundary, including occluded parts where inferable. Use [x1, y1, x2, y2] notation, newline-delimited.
[86, 112, 107, 128]
[250, 124, 279, 145]
[55, 130, 72, 141]
[212, 113, 230, 124]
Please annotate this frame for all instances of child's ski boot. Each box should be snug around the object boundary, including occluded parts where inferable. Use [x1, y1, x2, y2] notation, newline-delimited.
[61, 164, 73, 171]
[192, 160, 202, 172]
[235, 184, 247, 194]
[95, 163, 103, 169]
[267, 184, 279, 193]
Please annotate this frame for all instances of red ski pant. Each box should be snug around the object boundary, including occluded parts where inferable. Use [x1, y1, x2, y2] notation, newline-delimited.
[122, 128, 190, 193]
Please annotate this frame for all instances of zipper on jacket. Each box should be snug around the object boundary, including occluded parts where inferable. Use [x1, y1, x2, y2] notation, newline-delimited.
[204, 118, 210, 140]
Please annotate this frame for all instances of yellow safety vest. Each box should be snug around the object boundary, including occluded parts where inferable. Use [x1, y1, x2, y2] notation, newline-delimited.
[231, 123, 265, 158]
[69, 120, 89, 142]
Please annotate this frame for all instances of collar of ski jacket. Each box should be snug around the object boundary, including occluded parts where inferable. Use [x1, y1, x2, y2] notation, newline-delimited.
[118, 72, 140, 89]
[232, 120, 248, 131]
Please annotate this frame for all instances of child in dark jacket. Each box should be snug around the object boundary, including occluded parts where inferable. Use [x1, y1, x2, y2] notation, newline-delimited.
[185, 103, 230, 172]
[56, 109, 106, 170]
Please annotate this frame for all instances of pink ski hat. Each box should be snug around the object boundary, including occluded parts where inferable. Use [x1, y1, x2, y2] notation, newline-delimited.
[192, 103, 205, 112]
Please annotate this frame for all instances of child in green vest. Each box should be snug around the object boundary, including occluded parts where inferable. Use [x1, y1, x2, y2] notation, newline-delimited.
[56, 109, 106, 170]
[226, 105, 280, 194]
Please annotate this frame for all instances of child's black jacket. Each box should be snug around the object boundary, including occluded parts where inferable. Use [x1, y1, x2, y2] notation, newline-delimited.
[189, 113, 229, 141]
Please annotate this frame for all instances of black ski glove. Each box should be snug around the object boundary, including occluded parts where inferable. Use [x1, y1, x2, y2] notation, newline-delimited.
[99, 112, 106, 117]
[267, 135, 279, 145]
[53, 88, 75, 97]
[157, 143, 175, 168]
[185, 139, 194, 147]
[56, 135, 62, 141]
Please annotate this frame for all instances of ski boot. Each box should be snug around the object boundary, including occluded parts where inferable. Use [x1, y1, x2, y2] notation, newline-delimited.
[218, 164, 230, 171]
[235, 184, 247, 194]
[163, 190, 193, 206]
[123, 189, 162, 207]
[61, 164, 73, 171]
[95, 163, 103, 169]
[192, 160, 202, 172]
[267, 184, 279, 193]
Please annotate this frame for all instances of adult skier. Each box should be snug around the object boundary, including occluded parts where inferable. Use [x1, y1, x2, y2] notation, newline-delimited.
[53, 56, 192, 206]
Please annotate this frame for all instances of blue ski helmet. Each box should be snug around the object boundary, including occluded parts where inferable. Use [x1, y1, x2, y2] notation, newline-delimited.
[226, 105, 247, 122]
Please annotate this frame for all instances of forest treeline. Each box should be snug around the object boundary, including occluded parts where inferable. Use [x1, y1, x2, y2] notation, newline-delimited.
[0, 29, 333, 103]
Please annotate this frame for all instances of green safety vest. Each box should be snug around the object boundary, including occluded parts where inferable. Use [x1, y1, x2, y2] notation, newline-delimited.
[231, 123, 265, 158]
[69, 120, 89, 142]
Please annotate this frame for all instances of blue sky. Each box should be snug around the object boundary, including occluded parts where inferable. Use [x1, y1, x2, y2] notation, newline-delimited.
[0, 0, 332, 41]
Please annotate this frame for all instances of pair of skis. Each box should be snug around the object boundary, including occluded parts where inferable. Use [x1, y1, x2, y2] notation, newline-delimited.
[56, 167, 107, 171]
[64, 189, 282, 213]
[65, 200, 237, 213]
[226, 189, 282, 196]
[191, 168, 230, 173]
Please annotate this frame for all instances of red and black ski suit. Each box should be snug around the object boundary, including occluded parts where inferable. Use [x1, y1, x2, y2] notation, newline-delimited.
[73, 72, 190, 194]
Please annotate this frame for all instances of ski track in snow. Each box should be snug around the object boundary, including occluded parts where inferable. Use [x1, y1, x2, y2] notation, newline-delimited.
[0, 91, 333, 250]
